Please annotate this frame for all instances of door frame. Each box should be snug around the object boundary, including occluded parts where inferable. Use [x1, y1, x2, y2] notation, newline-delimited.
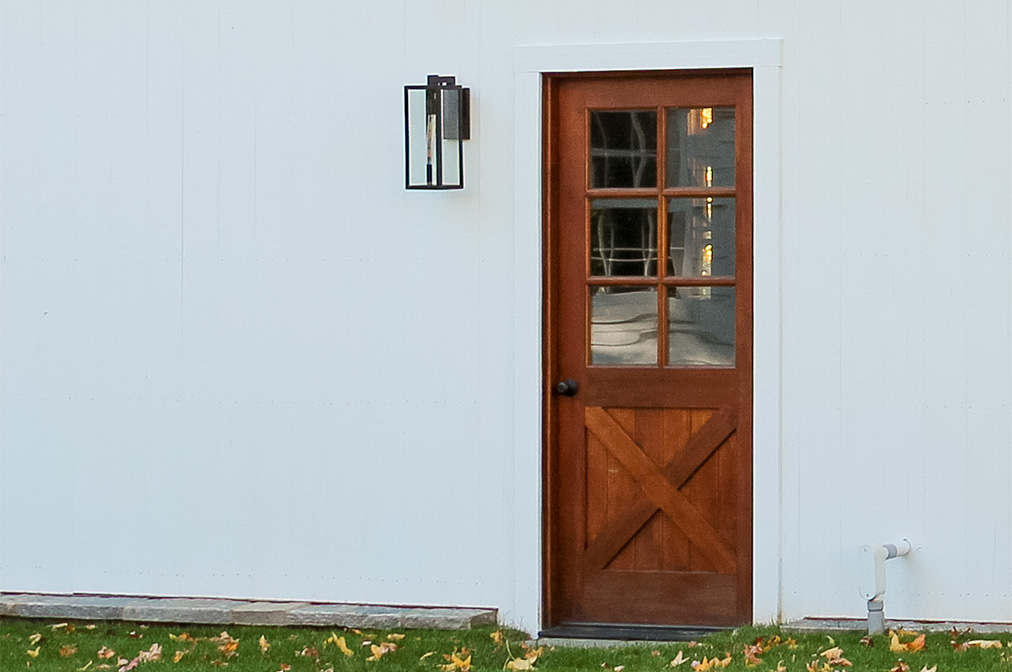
[510, 40, 783, 632]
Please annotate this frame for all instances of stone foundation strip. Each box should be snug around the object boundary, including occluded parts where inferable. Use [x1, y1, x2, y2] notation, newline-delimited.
[0, 593, 497, 630]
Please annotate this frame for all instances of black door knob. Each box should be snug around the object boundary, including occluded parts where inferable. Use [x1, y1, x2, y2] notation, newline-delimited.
[555, 379, 579, 396]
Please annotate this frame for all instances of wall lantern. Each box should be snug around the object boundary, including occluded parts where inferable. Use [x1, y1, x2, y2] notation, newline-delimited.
[404, 75, 470, 190]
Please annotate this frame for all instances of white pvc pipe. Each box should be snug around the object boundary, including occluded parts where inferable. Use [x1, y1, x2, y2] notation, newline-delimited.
[858, 539, 911, 634]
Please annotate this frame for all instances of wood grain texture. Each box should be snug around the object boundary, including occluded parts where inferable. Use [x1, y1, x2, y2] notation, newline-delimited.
[545, 71, 752, 628]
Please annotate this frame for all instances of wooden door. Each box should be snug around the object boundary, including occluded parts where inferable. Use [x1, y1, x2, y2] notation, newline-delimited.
[544, 72, 753, 629]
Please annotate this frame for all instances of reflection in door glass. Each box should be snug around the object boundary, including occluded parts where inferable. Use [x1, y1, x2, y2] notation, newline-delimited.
[591, 199, 658, 277]
[667, 198, 735, 277]
[668, 286, 735, 366]
[590, 111, 658, 188]
[590, 286, 658, 365]
[666, 107, 735, 188]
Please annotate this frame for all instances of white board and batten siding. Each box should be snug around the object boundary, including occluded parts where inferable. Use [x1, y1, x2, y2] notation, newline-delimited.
[1, 1, 1011, 631]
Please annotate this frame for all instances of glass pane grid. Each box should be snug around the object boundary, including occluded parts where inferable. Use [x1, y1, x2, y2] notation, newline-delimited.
[584, 107, 737, 369]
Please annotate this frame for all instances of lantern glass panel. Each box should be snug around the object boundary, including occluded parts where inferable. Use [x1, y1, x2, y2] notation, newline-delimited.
[406, 87, 432, 187]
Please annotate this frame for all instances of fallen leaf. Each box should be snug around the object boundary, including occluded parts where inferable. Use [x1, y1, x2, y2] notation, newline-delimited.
[173, 651, 186, 663]
[85, 625, 98, 630]
[776, 660, 786, 672]
[96, 667, 111, 671]
[890, 661, 910, 672]
[299, 646, 321, 659]
[421, 652, 436, 661]
[820, 646, 853, 666]
[860, 637, 874, 647]
[507, 659, 535, 670]
[336, 636, 355, 657]
[671, 651, 689, 667]
[52, 623, 76, 633]
[277, 665, 291, 672]
[27, 647, 41, 658]
[695, 655, 732, 672]
[919, 666, 937, 672]
[966, 640, 1003, 649]
[118, 656, 141, 672]
[744, 644, 763, 666]
[614, 667, 625, 672]
[127, 632, 142, 639]
[98, 647, 116, 660]
[60, 645, 79, 657]
[209, 662, 228, 668]
[653, 651, 663, 657]
[259, 635, 270, 654]
[169, 633, 195, 643]
[890, 631, 926, 653]
[388, 633, 406, 641]
[78, 662, 93, 672]
[440, 648, 472, 672]
[139, 644, 163, 662]
[29, 633, 43, 646]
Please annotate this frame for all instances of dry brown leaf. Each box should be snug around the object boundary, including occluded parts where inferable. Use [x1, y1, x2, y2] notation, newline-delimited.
[653, 651, 662, 657]
[52, 623, 76, 633]
[671, 651, 689, 667]
[173, 650, 186, 663]
[440, 648, 472, 672]
[919, 666, 937, 672]
[507, 659, 535, 670]
[27, 647, 41, 658]
[890, 661, 910, 672]
[776, 660, 786, 672]
[169, 633, 195, 643]
[77, 662, 93, 672]
[29, 633, 43, 646]
[744, 644, 763, 666]
[966, 640, 1003, 649]
[337, 636, 355, 657]
[820, 646, 853, 666]
[276, 665, 291, 672]
[890, 632, 926, 653]
[60, 645, 78, 657]
[860, 636, 874, 647]
[388, 633, 406, 641]
[139, 644, 162, 662]
[420, 652, 436, 661]
[490, 631, 505, 646]
[299, 646, 321, 659]
[98, 647, 116, 660]
[366, 641, 398, 660]
[259, 635, 270, 654]
[613, 666, 625, 672]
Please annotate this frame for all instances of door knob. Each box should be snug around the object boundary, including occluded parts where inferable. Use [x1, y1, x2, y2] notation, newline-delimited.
[555, 379, 579, 396]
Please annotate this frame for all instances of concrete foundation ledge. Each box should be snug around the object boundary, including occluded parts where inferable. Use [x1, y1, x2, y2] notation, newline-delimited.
[785, 617, 1012, 633]
[0, 593, 497, 630]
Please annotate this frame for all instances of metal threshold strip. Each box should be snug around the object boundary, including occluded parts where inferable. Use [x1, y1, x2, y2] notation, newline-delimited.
[539, 623, 728, 642]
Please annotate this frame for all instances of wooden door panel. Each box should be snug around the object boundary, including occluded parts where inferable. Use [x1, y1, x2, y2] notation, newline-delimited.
[544, 71, 753, 629]
[582, 570, 738, 625]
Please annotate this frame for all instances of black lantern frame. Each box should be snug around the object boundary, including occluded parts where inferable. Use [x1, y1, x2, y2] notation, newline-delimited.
[404, 75, 470, 190]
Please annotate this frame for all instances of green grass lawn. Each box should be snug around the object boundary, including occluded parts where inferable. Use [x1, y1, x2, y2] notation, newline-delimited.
[3, 618, 1012, 672]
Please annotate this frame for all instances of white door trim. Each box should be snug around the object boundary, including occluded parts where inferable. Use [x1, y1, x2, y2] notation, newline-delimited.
[510, 39, 783, 631]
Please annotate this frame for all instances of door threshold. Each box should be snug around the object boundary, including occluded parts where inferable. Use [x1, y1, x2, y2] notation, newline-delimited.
[539, 623, 728, 642]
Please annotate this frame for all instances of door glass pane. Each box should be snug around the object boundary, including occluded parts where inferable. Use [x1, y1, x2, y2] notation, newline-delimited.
[590, 286, 658, 365]
[590, 111, 657, 188]
[667, 286, 735, 366]
[591, 199, 659, 277]
[667, 197, 735, 277]
[666, 107, 735, 188]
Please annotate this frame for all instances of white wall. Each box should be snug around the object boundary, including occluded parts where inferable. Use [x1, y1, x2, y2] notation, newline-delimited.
[2, 0, 1011, 630]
